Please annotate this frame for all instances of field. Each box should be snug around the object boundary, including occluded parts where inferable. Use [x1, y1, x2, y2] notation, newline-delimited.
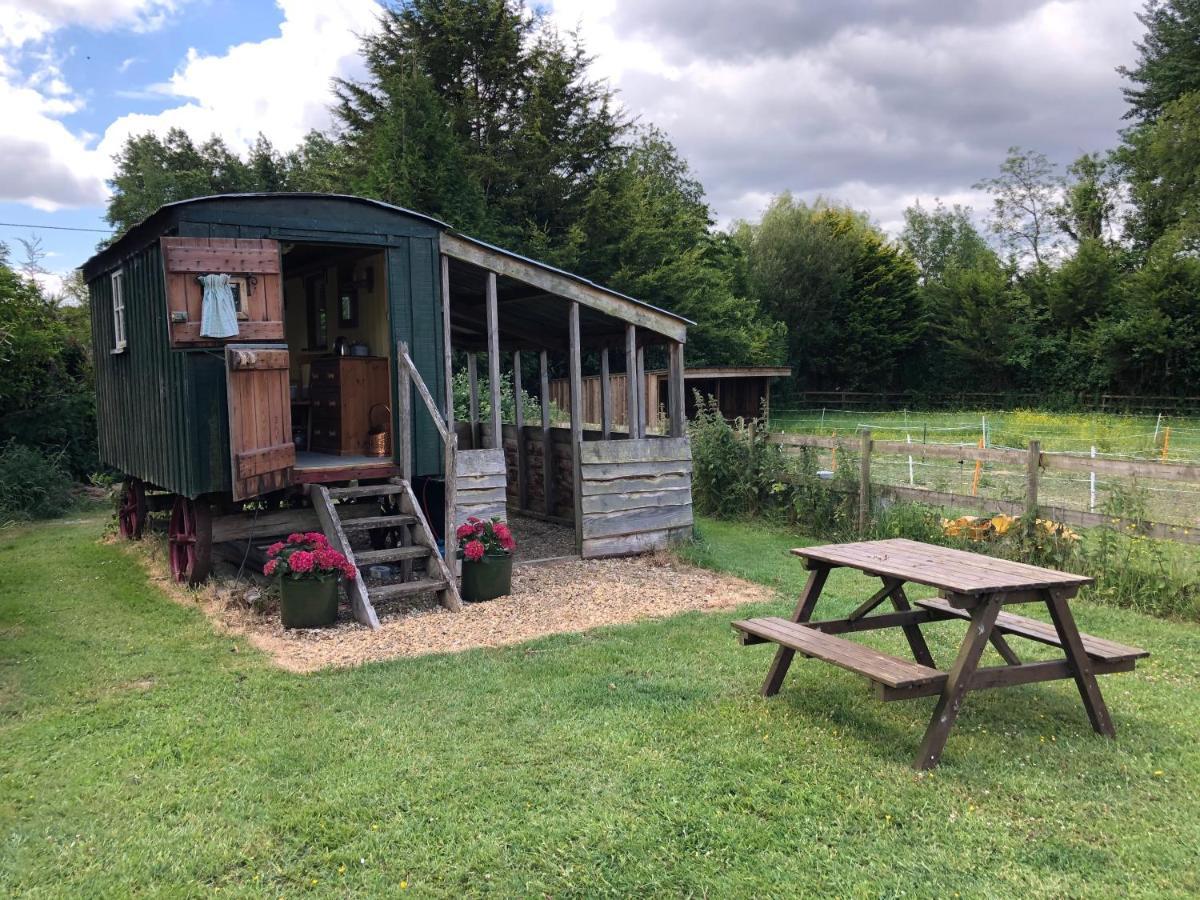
[4, 513, 1200, 896]
[769, 407, 1200, 529]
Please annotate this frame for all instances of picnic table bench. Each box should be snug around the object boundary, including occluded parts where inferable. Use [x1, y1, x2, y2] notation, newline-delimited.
[732, 538, 1148, 769]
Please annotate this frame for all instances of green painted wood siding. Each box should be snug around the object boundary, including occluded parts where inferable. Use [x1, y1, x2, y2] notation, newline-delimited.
[89, 196, 450, 498]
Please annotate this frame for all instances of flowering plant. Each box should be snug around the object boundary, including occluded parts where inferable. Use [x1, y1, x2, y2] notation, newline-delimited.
[263, 532, 357, 581]
[455, 517, 516, 563]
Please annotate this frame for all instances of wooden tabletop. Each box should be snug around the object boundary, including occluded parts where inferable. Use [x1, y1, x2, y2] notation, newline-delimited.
[792, 538, 1093, 596]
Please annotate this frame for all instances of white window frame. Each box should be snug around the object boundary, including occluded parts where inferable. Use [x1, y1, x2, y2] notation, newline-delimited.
[111, 270, 127, 352]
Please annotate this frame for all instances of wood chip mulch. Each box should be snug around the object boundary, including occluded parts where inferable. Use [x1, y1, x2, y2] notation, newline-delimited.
[118, 536, 775, 673]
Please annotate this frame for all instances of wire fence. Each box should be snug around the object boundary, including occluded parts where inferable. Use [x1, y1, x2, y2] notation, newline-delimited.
[765, 410, 1200, 534]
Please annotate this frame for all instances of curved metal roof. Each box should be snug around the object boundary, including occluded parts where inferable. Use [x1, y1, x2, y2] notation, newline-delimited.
[82, 192, 693, 327]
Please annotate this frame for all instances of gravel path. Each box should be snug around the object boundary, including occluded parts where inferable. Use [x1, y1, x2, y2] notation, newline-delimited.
[124, 537, 775, 673]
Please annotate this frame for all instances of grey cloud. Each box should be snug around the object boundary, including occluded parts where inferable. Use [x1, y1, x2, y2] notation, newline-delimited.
[0, 135, 106, 206]
[611, 0, 1047, 63]
[599, 0, 1139, 225]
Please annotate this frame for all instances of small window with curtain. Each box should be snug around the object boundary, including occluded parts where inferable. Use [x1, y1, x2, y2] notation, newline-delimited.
[111, 269, 127, 352]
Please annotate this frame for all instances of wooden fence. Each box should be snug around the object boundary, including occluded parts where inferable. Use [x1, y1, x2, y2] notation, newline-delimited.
[768, 431, 1200, 545]
[773, 390, 1200, 414]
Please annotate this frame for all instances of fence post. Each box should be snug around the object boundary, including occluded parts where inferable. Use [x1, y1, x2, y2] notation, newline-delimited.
[1024, 440, 1040, 520]
[859, 428, 872, 534]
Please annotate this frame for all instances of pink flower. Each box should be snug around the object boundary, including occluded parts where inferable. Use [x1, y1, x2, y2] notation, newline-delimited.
[463, 539, 485, 562]
[288, 550, 315, 573]
[456, 522, 476, 540]
[286, 532, 306, 544]
[498, 533, 516, 551]
[263, 558, 279, 576]
[266, 541, 284, 558]
[304, 531, 327, 545]
[494, 522, 511, 540]
[341, 563, 357, 581]
[313, 546, 347, 572]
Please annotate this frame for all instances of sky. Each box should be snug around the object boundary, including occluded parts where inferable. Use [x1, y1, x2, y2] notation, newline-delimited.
[0, 0, 1146, 294]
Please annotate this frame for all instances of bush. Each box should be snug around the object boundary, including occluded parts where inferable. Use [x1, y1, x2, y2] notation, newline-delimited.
[0, 442, 74, 522]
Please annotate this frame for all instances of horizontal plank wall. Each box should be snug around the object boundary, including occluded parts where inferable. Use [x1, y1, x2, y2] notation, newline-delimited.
[578, 437, 694, 557]
[454, 448, 507, 528]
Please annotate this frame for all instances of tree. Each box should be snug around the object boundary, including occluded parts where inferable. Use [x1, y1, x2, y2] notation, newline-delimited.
[737, 195, 922, 389]
[974, 147, 1063, 267]
[0, 245, 96, 476]
[1056, 152, 1121, 244]
[899, 200, 994, 283]
[570, 131, 784, 365]
[336, 0, 626, 250]
[1120, 90, 1200, 250]
[1119, 0, 1200, 124]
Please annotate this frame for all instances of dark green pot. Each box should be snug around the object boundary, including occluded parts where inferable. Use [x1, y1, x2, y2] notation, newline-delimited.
[279, 576, 339, 628]
[461, 553, 513, 602]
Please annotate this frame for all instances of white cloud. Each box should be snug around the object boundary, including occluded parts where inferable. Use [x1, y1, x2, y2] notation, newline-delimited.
[0, 0, 382, 211]
[97, 0, 382, 164]
[0, 0, 180, 47]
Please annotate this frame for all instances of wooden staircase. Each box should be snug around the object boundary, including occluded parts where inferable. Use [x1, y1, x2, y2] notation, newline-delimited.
[311, 479, 461, 629]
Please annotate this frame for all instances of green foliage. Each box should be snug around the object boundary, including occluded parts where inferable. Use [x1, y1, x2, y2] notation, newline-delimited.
[0, 247, 96, 478]
[972, 146, 1063, 267]
[450, 368, 543, 426]
[0, 443, 74, 522]
[1119, 0, 1200, 124]
[900, 200, 995, 283]
[737, 195, 922, 390]
[688, 395, 856, 535]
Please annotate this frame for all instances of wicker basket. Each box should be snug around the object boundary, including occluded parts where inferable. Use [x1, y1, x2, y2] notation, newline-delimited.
[366, 403, 391, 457]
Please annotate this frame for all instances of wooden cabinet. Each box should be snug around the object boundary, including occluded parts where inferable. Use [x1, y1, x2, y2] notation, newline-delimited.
[308, 357, 391, 456]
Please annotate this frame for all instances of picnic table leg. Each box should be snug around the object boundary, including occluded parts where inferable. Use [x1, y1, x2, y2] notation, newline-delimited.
[890, 584, 937, 669]
[1044, 588, 1116, 738]
[913, 594, 1003, 770]
[761, 566, 830, 697]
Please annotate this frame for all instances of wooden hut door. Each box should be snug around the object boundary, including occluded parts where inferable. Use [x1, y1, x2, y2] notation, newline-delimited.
[225, 345, 295, 501]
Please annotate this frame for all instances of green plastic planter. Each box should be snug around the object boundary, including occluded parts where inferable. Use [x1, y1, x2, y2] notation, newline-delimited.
[279, 576, 339, 628]
[460, 553, 513, 602]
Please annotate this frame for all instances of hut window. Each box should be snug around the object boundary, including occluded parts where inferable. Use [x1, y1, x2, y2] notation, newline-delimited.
[111, 270, 127, 351]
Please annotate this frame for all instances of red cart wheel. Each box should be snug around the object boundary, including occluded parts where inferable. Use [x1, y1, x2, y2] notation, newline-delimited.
[118, 478, 147, 539]
[168, 496, 212, 586]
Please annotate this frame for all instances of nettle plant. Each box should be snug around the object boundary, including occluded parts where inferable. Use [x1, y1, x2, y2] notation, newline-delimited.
[263, 532, 357, 581]
[456, 517, 516, 562]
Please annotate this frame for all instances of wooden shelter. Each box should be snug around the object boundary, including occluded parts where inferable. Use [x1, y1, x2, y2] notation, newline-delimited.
[83, 193, 694, 628]
[550, 365, 791, 431]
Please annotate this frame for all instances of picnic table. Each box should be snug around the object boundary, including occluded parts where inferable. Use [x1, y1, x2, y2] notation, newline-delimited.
[732, 538, 1148, 769]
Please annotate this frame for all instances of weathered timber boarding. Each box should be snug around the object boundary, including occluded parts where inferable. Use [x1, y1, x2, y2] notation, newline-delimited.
[224, 345, 294, 500]
[454, 448, 507, 528]
[578, 437, 694, 557]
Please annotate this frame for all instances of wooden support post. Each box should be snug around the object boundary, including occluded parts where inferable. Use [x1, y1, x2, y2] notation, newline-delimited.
[441, 254, 456, 554]
[858, 428, 872, 534]
[539, 350, 555, 517]
[636, 345, 647, 437]
[467, 352, 479, 450]
[398, 342, 413, 482]
[440, 255, 453, 427]
[1025, 439, 1041, 519]
[485, 271, 501, 450]
[568, 302, 584, 552]
[625, 324, 639, 438]
[668, 341, 685, 438]
[513, 351, 528, 511]
[599, 347, 612, 439]
[1045, 588, 1116, 737]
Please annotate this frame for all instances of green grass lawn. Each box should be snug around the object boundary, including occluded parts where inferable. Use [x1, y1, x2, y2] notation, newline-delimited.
[3, 514, 1200, 896]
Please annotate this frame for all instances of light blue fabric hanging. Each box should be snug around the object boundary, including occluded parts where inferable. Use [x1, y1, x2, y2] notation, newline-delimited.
[199, 273, 240, 338]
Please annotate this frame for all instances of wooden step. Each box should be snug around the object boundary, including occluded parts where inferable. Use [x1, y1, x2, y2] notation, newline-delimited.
[326, 483, 407, 500]
[914, 598, 1149, 664]
[341, 514, 416, 531]
[368, 578, 448, 602]
[732, 617, 945, 689]
[356, 545, 431, 565]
